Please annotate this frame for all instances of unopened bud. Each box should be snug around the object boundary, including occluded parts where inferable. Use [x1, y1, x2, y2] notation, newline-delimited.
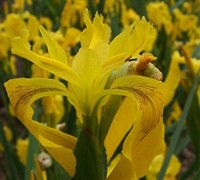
[38, 152, 52, 169]
[56, 122, 66, 130]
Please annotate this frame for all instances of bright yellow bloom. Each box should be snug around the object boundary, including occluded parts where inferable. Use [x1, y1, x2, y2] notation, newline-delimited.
[5, 11, 167, 179]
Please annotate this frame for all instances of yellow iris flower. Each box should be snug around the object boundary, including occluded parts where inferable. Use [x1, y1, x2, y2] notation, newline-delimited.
[4, 11, 167, 179]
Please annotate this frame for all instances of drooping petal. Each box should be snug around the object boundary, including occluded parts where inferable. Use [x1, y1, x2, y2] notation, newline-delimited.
[123, 118, 165, 178]
[39, 26, 68, 64]
[105, 75, 167, 163]
[11, 29, 81, 87]
[111, 76, 166, 178]
[4, 78, 77, 176]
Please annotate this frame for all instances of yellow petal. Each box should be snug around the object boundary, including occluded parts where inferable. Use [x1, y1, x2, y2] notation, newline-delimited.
[81, 10, 111, 62]
[105, 97, 138, 161]
[72, 48, 102, 85]
[107, 154, 137, 180]
[126, 17, 156, 57]
[108, 17, 156, 61]
[81, 11, 111, 51]
[108, 24, 134, 58]
[71, 48, 104, 115]
[105, 75, 167, 178]
[106, 75, 166, 159]
[123, 119, 165, 178]
[11, 29, 81, 87]
[4, 78, 77, 176]
[39, 26, 68, 64]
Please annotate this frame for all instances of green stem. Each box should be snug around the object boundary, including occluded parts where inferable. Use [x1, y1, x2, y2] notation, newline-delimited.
[72, 128, 102, 180]
[72, 114, 106, 180]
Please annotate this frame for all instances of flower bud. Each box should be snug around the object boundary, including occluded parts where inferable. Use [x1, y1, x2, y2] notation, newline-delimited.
[38, 152, 52, 169]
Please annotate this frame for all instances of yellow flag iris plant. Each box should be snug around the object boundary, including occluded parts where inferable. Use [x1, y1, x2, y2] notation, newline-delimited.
[4, 11, 168, 180]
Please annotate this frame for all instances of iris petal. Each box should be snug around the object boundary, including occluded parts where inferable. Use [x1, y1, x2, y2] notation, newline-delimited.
[4, 78, 77, 176]
[11, 29, 81, 87]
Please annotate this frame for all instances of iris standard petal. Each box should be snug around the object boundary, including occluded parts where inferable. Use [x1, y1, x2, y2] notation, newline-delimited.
[80, 10, 111, 61]
[107, 17, 156, 70]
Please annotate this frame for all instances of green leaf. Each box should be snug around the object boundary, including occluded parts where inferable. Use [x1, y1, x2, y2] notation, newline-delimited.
[0, 118, 17, 180]
[186, 93, 200, 170]
[25, 133, 40, 180]
[25, 103, 41, 180]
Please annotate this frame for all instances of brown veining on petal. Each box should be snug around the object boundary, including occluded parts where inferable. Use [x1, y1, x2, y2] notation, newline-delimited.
[10, 85, 64, 118]
[114, 83, 165, 142]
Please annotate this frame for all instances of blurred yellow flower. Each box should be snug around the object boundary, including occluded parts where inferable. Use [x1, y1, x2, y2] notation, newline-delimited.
[147, 2, 173, 35]
[146, 153, 181, 180]
[61, 0, 87, 27]
[173, 8, 198, 36]
[121, 4, 140, 27]
[64, 27, 81, 48]
[4, 14, 26, 39]
[42, 95, 65, 125]
[16, 138, 28, 165]
[166, 102, 182, 125]
[165, 49, 200, 106]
